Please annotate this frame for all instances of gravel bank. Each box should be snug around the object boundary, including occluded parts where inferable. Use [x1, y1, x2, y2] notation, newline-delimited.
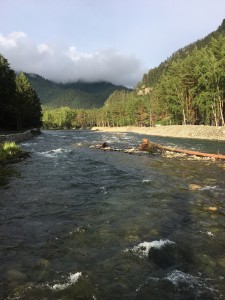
[91, 125, 225, 141]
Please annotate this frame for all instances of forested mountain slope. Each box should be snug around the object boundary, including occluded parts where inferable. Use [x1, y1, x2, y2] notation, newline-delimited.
[138, 19, 225, 88]
[42, 19, 225, 129]
[26, 73, 130, 109]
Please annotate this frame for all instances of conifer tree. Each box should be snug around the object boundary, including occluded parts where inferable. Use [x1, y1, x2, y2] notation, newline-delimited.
[16, 72, 42, 130]
[0, 54, 17, 129]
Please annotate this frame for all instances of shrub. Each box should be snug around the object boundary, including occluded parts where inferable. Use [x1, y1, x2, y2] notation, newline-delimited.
[0, 147, 7, 162]
[0, 141, 22, 162]
[3, 141, 21, 155]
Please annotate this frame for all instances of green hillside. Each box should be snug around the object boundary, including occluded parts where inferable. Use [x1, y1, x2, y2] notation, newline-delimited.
[138, 19, 225, 89]
[26, 73, 130, 109]
[42, 19, 225, 129]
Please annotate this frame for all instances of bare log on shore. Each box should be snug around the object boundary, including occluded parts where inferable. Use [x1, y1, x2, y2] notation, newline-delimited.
[162, 146, 225, 160]
[139, 139, 225, 160]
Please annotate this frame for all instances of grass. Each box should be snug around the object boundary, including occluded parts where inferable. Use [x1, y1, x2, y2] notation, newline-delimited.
[0, 141, 22, 163]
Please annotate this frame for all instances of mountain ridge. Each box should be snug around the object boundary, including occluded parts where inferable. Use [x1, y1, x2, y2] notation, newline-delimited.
[138, 19, 225, 88]
[25, 73, 131, 109]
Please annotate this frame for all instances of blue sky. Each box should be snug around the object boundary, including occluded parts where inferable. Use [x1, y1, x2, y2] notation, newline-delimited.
[0, 0, 224, 86]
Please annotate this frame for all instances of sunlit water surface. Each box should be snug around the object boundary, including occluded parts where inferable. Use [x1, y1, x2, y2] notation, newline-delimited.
[0, 130, 225, 299]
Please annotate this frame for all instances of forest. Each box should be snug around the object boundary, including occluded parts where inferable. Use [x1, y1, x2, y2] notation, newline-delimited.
[26, 73, 130, 109]
[42, 30, 225, 129]
[0, 54, 42, 131]
[1, 20, 225, 131]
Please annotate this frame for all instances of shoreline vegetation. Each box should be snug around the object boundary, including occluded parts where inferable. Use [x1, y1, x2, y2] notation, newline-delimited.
[0, 141, 30, 164]
[91, 125, 225, 141]
[0, 129, 40, 164]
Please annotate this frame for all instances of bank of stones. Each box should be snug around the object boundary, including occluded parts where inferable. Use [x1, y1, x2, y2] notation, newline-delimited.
[0, 129, 40, 143]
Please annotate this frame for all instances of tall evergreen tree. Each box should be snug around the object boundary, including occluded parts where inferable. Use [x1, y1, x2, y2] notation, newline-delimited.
[16, 72, 42, 130]
[0, 54, 17, 130]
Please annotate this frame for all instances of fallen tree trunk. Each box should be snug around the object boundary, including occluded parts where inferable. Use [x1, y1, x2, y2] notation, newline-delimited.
[138, 139, 225, 160]
[161, 146, 225, 160]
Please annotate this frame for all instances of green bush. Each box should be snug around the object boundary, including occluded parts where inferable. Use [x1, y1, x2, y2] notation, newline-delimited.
[3, 141, 21, 153]
[0, 141, 22, 162]
[0, 148, 7, 162]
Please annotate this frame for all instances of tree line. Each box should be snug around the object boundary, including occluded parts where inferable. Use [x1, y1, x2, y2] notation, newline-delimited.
[140, 34, 225, 126]
[42, 33, 225, 129]
[0, 54, 42, 131]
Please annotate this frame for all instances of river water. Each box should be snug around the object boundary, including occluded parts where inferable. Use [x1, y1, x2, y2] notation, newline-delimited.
[0, 130, 225, 299]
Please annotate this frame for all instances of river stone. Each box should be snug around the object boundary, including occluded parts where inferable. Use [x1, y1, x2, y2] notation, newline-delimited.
[218, 258, 225, 268]
[8, 283, 35, 299]
[209, 227, 221, 234]
[7, 269, 26, 282]
[148, 243, 180, 269]
[189, 184, 201, 190]
[203, 178, 217, 185]
[125, 234, 139, 242]
[36, 258, 49, 269]
[198, 254, 217, 267]
[207, 206, 217, 211]
[150, 229, 159, 236]
[33, 258, 50, 281]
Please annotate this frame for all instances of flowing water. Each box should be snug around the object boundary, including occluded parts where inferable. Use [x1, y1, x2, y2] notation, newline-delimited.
[0, 130, 225, 300]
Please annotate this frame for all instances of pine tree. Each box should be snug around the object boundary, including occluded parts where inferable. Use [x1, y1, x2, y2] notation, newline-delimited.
[16, 72, 42, 130]
[0, 54, 17, 130]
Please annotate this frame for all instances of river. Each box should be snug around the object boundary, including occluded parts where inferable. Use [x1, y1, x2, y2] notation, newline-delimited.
[0, 130, 225, 299]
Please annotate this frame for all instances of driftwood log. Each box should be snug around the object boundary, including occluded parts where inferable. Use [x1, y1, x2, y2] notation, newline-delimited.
[162, 146, 225, 160]
[139, 139, 225, 160]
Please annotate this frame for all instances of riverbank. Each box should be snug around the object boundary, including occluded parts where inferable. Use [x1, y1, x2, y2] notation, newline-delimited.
[0, 128, 41, 143]
[0, 141, 30, 164]
[91, 125, 225, 141]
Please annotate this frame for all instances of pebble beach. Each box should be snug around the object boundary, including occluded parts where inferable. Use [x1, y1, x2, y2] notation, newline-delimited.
[92, 125, 225, 141]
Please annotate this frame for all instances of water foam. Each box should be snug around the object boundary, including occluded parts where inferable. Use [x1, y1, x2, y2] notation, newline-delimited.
[142, 179, 152, 183]
[166, 270, 198, 286]
[165, 270, 221, 296]
[137, 270, 221, 298]
[200, 185, 218, 191]
[100, 186, 108, 194]
[207, 231, 214, 237]
[38, 148, 66, 158]
[127, 239, 175, 258]
[200, 230, 214, 237]
[49, 272, 82, 291]
[21, 142, 36, 146]
[68, 227, 86, 236]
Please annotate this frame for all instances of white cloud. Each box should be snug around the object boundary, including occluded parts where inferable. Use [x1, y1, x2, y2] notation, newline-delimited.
[38, 43, 53, 55]
[0, 32, 144, 86]
[9, 31, 27, 40]
[0, 32, 27, 49]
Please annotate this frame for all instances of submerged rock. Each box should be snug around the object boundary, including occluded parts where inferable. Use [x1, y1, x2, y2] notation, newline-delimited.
[218, 258, 225, 268]
[7, 269, 27, 282]
[101, 142, 108, 148]
[35, 258, 49, 269]
[148, 242, 182, 269]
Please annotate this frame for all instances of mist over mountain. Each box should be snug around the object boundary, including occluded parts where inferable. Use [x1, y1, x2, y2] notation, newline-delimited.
[0, 31, 143, 87]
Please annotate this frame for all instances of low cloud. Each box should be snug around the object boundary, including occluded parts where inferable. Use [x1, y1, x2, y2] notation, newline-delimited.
[0, 32, 144, 86]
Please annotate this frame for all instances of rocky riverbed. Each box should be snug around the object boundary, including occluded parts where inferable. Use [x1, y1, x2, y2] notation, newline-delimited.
[91, 125, 225, 141]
